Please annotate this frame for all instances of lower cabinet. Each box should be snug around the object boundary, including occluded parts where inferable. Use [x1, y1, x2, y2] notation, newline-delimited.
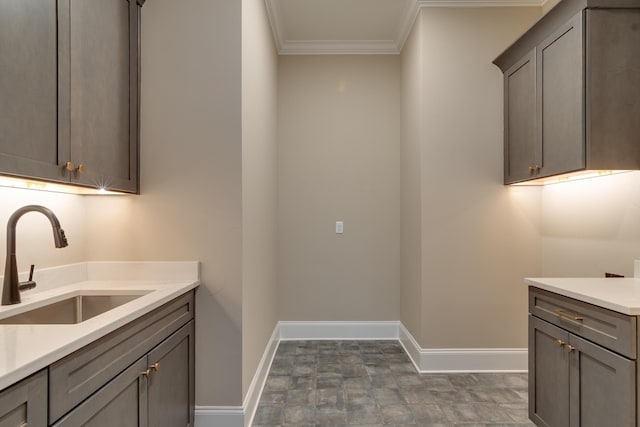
[0, 370, 47, 427]
[529, 288, 636, 427]
[53, 321, 195, 427]
[0, 290, 195, 427]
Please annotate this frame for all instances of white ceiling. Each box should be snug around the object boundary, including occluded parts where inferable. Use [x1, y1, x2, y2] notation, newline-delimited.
[265, 0, 545, 55]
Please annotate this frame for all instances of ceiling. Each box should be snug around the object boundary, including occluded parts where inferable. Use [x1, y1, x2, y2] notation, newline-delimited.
[265, 0, 545, 54]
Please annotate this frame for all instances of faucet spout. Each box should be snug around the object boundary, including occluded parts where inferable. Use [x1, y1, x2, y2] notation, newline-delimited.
[2, 205, 69, 305]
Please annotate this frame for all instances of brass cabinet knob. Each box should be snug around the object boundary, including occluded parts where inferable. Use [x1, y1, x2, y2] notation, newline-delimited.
[565, 344, 575, 353]
[76, 164, 86, 174]
[64, 162, 75, 171]
[534, 165, 541, 172]
[529, 166, 535, 173]
[150, 362, 160, 372]
[555, 339, 565, 347]
[141, 368, 152, 378]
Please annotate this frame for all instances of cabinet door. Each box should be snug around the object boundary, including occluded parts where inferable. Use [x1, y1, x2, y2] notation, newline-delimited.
[568, 334, 635, 427]
[52, 357, 148, 427]
[0, 0, 70, 182]
[503, 50, 538, 184]
[68, 0, 139, 193]
[529, 315, 570, 427]
[536, 12, 585, 178]
[147, 321, 195, 427]
[0, 370, 47, 427]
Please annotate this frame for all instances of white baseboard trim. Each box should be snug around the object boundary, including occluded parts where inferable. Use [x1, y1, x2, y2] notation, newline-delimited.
[194, 406, 243, 427]
[243, 324, 281, 427]
[278, 320, 400, 340]
[399, 323, 527, 373]
[195, 324, 281, 427]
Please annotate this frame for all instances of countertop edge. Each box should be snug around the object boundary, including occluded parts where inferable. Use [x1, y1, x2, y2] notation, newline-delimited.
[0, 280, 199, 391]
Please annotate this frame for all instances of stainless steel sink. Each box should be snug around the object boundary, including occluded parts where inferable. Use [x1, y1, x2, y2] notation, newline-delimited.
[0, 292, 150, 325]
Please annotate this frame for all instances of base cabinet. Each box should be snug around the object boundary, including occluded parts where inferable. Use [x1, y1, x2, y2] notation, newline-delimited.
[0, 370, 47, 427]
[529, 288, 636, 427]
[53, 321, 194, 427]
[0, 290, 195, 427]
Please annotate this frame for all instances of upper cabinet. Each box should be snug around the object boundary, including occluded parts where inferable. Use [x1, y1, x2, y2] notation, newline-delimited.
[0, 0, 142, 193]
[494, 0, 640, 185]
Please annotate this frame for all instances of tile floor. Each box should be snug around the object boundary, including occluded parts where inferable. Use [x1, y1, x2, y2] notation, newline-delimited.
[253, 340, 535, 426]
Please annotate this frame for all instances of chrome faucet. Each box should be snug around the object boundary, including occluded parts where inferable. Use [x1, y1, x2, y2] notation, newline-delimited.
[1, 205, 68, 305]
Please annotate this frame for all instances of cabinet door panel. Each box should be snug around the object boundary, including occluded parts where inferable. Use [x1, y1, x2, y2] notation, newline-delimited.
[504, 51, 537, 183]
[529, 315, 570, 427]
[569, 334, 635, 427]
[52, 357, 148, 427]
[147, 321, 195, 427]
[0, 0, 69, 182]
[69, 0, 138, 192]
[0, 370, 47, 427]
[537, 12, 585, 177]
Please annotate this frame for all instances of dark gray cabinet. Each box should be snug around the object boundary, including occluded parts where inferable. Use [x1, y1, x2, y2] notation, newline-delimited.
[52, 357, 148, 427]
[0, 0, 141, 193]
[529, 287, 636, 427]
[536, 12, 584, 180]
[503, 51, 536, 183]
[494, 1, 640, 184]
[53, 321, 195, 427]
[0, 0, 67, 183]
[0, 290, 194, 427]
[49, 291, 195, 425]
[148, 322, 195, 427]
[0, 370, 47, 427]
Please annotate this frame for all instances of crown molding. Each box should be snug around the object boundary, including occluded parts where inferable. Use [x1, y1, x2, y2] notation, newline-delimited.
[264, 0, 284, 53]
[264, 0, 546, 55]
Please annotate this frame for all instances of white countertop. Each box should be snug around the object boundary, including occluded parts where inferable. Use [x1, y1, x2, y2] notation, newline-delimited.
[525, 277, 640, 315]
[0, 262, 199, 391]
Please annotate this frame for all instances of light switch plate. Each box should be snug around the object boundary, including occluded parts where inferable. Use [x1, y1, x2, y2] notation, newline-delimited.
[336, 221, 344, 234]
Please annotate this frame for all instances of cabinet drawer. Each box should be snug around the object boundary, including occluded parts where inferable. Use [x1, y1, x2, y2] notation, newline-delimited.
[529, 287, 636, 359]
[49, 291, 194, 423]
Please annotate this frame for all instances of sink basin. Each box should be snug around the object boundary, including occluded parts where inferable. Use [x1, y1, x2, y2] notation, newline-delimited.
[0, 292, 150, 325]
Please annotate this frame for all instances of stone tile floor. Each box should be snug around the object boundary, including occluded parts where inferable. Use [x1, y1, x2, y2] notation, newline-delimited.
[252, 340, 535, 426]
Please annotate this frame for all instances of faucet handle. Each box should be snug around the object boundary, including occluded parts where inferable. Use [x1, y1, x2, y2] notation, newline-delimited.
[18, 264, 37, 292]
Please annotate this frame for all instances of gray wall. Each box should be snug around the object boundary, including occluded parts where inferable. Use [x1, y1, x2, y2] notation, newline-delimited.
[400, 7, 543, 348]
[0, 187, 86, 273]
[241, 0, 279, 398]
[87, 0, 244, 406]
[277, 55, 401, 321]
[541, 172, 640, 277]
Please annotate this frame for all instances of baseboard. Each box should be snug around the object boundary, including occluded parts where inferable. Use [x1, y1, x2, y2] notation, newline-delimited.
[243, 325, 281, 427]
[195, 325, 280, 427]
[399, 323, 527, 372]
[194, 406, 243, 427]
[278, 320, 400, 340]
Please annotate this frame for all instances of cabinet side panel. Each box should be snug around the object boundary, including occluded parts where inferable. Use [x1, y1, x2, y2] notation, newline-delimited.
[587, 9, 640, 170]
